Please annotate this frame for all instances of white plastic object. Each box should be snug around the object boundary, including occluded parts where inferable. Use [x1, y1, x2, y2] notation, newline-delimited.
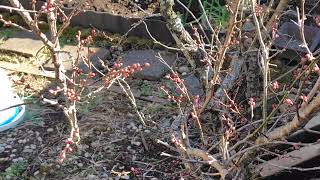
[0, 69, 25, 132]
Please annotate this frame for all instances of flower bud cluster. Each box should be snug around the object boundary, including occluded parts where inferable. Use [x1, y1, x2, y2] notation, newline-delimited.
[171, 134, 184, 149]
[104, 60, 150, 88]
[0, 15, 12, 27]
[41, 0, 55, 13]
[223, 117, 238, 141]
[76, 29, 96, 52]
[59, 128, 79, 162]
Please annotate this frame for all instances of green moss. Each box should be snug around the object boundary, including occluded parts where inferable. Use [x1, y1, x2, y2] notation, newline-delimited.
[59, 26, 91, 46]
[0, 27, 19, 43]
[123, 36, 154, 49]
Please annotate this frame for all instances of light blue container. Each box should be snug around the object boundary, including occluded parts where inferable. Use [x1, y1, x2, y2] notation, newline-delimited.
[0, 69, 25, 132]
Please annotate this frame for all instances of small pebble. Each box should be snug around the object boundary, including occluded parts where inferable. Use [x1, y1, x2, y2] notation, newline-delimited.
[0, 146, 5, 153]
[117, 46, 123, 52]
[37, 137, 43, 142]
[5, 145, 12, 149]
[127, 113, 134, 118]
[132, 141, 141, 146]
[10, 154, 15, 158]
[23, 149, 33, 153]
[47, 128, 54, 132]
[11, 149, 17, 153]
[87, 174, 97, 180]
[120, 175, 130, 180]
[144, 129, 151, 134]
[30, 144, 36, 150]
[34, 170, 40, 176]
[101, 173, 109, 178]
[84, 152, 91, 158]
[115, 51, 122, 56]
[7, 138, 14, 142]
[0, 157, 9, 162]
[77, 163, 83, 167]
[18, 139, 27, 144]
[178, 66, 190, 74]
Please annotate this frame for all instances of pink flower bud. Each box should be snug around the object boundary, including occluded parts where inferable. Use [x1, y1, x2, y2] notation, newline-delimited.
[272, 81, 280, 90]
[299, 95, 308, 102]
[144, 63, 150, 67]
[284, 98, 294, 106]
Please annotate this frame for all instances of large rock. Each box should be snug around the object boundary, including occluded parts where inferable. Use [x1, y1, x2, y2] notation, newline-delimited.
[122, 50, 176, 81]
[183, 74, 204, 96]
[164, 74, 204, 97]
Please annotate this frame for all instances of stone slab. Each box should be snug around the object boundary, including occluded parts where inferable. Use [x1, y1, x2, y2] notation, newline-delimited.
[0, 1, 174, 44]
[0, 30, 45, 57]
[257, 143, 320, 177]
[0, 30, 110, 72]
[288, 112, 320, 143]
[43, 45, 110, 72]
[0, 61, 55, 78]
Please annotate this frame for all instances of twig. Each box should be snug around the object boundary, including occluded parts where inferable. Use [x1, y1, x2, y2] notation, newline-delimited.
[199, 0, 242, 114]
[265, 0, 288, 31]
[139, 131, 149, 151]
[251, 0, 270, 130]
[156, 139, 179, 152]
[117, 78, 146, 125]
[0, 5, 37, 13]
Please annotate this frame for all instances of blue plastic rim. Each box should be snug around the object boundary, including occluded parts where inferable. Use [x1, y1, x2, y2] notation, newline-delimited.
[0, 95, 26, 132]
[0, 106, 21, 126]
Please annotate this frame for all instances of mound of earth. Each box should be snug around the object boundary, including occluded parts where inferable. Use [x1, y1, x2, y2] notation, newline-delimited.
[68, 0, 160, 17]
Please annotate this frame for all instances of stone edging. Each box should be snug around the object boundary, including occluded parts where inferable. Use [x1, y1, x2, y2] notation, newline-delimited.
[0, 0, 174, 43]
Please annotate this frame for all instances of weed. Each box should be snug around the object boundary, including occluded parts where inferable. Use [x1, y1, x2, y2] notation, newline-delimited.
[79, 92, 104, 114]
[22, 97, 44, 126]
[59, 26, 90, 47]
[203, 0, 229, 27]
[1, 160, 27, 179]
[0, 27, 18, 43]
[139, 83, 153, 97]
[178, 0, 229, 28]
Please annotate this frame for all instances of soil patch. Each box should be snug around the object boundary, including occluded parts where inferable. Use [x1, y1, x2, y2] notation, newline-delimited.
[69, 0, 160, 18]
